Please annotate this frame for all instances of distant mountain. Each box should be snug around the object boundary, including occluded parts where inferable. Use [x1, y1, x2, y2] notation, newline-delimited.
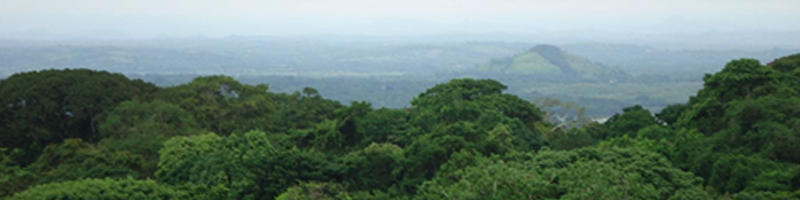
[0, 39, 530, 77]
[475, 44, 627, 81]
[560, 43, 800, 79]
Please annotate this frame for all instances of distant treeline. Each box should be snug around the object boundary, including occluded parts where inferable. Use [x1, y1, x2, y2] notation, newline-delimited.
[122, 72, 696, 117]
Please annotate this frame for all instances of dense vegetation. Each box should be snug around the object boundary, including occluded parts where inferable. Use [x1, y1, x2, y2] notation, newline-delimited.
[1, 54, 799, 199]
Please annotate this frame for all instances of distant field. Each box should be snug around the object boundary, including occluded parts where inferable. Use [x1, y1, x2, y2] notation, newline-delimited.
[507, 81, 703, 115]
[522, 81, 702, 103]
[3, 39, 774, 117]
[125, 73, 702, 118]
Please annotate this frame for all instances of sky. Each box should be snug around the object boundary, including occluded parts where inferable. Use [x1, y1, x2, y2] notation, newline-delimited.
[1, 0, 799, 41]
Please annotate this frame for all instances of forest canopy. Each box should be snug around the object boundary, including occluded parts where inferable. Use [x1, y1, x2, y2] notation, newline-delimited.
[1, 54, 800, 199]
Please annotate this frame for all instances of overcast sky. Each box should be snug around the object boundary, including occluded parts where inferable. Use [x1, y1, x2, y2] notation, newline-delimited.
[1, 0, 799, 40]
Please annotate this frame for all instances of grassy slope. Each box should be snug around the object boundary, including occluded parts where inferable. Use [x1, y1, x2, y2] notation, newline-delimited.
[473, 46, 625, 81]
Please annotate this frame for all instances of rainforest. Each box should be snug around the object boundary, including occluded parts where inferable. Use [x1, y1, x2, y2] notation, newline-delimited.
[1, 53, 799, 199]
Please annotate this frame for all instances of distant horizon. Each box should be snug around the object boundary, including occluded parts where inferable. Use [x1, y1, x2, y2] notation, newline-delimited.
[3, 0, 800, 50]
[2, 31, 800, 51]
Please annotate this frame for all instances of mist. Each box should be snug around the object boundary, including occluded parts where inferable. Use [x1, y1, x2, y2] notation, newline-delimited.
[1, 0, 799, 113]
[2, 0, 800, 49]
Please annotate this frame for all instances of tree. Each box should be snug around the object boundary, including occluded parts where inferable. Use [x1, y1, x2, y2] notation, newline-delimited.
[2, 139, 144, 195]
[355, 108, 413, 146]
[656, 55, 800, 196]
[409, 78, 545, 150]
[708, 154, 784, 193]
[155, 76, 278, 134]
[411, 79, 542, 128]
[0, 69, 157, 162]
[7, 178, 181, 200]
[416, 146, 712, 200]
[275, 182, 351, 200]
[677, 59, 785, 134]
[274, 87, 343, 130]
[157, 131, 332, 199]
[603, 105, 658, 138]
[767, 53, 800, 73]
[339, 143, 405, 191]
[0, 148, 34, 197]
[26, 139, 143, 181]
[656, 103, 688, 126]
[97, 100, 202, 176]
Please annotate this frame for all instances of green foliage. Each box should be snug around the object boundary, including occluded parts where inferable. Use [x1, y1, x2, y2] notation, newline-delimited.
[653, 55, 800, 196]
[603, 105, 659, 138]
[311, 101, 373, 151]
[1, 138, 144, 195]
[98, 100, 201, 176]
[418, 153, 557, 199]
[355, 108, 413, 146]
[411, 78, 507, 122]
[410, 78, 544, 149]
[657, 103, 688, 125]
[399, 120, 532, 192]
[731, 190, 800, 200]
[157, 131, 332, 199]
[400, 132, 464, 191]
[6, 141, 141, 196]
[309, 120, 350, 152]
[767, 54, 800, 73]
[708, 154, 784, 193]
[339, 143, 405, 191]
[155, 133, 223, 185]
[3, 55, 800, 200]
[678, 58, 798, 135]
[275, 182, 351, 200]
[0, 69, 157, 163]
[542, 122, 603, 150]
[155, 76, 279, 134]
[417, 146, 711, 200]
[155, 76, 341, 136]
[746, 167, 800, 193]
[0, 148, 34, 197]
[99, 100, 200, 139]
[412, 78, 542, 124]
[8, 178, 182, 200]
[275, 87, 343, 130]
[294, 109, 372, 153]
[717, 96, 800, 163]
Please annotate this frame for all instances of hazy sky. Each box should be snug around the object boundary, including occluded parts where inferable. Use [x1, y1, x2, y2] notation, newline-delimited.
[1, 0, 799, 39]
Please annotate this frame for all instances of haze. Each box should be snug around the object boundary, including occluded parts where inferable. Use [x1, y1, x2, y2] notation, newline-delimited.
[2, 0, 800, 48]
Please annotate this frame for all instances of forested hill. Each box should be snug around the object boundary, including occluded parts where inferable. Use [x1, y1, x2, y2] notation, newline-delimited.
[1, 54, 800, 199]
[474, 44, 628, 81]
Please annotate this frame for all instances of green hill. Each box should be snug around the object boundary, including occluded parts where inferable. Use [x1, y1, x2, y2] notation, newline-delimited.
[476, 44, 626, 80]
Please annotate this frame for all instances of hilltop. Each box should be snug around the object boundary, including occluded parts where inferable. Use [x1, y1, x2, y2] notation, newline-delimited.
[475, 44, 627, 81]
